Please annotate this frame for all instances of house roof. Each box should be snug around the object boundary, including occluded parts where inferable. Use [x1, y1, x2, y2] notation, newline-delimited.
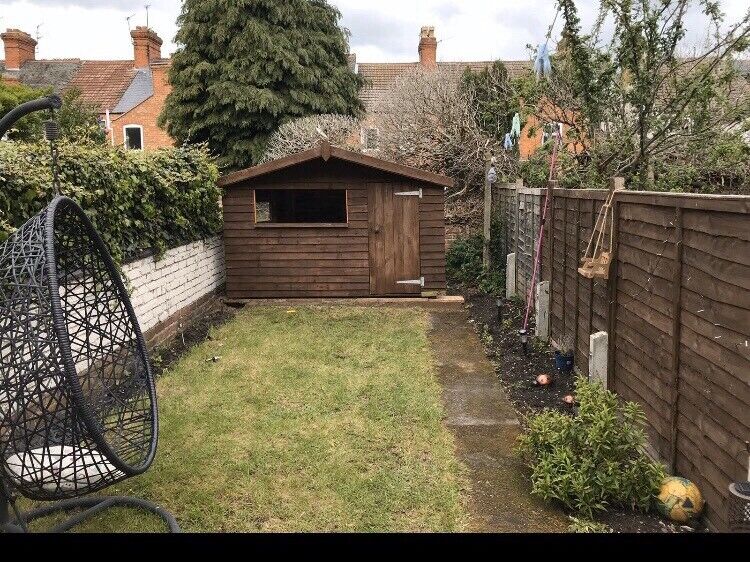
[1, 57, 170, 114]
[357, 60, 533, 110]
[219, 141, 454, 188]
[66, 60, 140, 112]
[113, 67, 154, 113]
[16, 60, 82, 92]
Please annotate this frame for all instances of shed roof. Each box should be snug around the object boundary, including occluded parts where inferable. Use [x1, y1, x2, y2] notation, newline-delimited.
[218, 142, 454, 189]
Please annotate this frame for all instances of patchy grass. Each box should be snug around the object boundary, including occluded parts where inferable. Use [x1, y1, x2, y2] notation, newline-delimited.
[26, 306, 467, 532]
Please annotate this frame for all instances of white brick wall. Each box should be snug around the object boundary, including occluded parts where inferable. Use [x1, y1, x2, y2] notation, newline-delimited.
[123, 236, 225, 333]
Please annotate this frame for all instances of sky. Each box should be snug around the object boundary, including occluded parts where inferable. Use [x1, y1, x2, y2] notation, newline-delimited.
[0, 0, 747, 63]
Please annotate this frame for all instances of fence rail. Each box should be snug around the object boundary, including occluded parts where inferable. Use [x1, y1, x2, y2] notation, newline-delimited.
[499, 181, 750, 532]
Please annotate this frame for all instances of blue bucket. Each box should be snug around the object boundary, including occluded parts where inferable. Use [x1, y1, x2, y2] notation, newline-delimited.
[555, 350, 574, 374]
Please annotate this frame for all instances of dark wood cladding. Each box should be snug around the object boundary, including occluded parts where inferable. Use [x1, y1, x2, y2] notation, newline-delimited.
[222, 158, 447, 298]
[542, 187, 750, 531]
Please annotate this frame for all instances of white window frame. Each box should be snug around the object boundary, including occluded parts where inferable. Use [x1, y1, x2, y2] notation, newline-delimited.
[123, 125, 144, 150]
[542, 122, 564, 144]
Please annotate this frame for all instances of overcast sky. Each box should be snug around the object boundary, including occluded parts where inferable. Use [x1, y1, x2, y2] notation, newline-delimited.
[0, 0, 747, 62]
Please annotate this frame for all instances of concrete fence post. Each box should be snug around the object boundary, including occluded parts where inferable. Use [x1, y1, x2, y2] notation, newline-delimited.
[589, 331, 609, 389]
[506, 253, 516, 298]
[535, 281, 550, 340]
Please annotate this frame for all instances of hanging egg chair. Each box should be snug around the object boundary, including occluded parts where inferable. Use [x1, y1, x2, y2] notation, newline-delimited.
[0, 96, 178, 532]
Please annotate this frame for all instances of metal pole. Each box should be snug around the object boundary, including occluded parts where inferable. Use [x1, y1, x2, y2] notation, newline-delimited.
[484, 156, 496, 269]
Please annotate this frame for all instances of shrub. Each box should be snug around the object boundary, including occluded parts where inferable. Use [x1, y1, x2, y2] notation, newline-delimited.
[0, 141, 221, 263]
[446, 233, 484, 286]
[517, 375, 665, 518]
[262, 114, 362, 163]
[446, 213, 508, 295]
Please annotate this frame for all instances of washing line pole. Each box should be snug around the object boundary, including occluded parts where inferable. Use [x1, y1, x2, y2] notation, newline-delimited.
[522, 132, 561, 333]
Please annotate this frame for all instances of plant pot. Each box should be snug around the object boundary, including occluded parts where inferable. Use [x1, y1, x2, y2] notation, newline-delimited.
[555, 350, 574, 374]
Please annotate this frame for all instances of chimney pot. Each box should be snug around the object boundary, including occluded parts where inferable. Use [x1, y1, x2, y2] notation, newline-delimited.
[418, 26, 437, 68]
[2, 28, 37, 70]
[130, 26, 163, 68]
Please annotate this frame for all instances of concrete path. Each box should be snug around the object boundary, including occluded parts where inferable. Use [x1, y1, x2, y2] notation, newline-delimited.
[427, 307, 567, 533]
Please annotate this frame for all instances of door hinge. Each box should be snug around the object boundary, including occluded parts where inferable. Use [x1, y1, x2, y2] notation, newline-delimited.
[397, 276, 425, 287]
[395, 189, 423, 198]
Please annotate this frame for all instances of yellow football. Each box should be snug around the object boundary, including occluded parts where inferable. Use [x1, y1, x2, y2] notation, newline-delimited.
[656, 477, 704, 523]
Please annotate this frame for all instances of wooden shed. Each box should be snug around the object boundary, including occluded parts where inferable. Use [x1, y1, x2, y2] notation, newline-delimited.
[219, 142, 453, 299]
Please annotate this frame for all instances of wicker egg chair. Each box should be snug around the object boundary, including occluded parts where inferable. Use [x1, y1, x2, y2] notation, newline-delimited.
[0, 96, 178, 533]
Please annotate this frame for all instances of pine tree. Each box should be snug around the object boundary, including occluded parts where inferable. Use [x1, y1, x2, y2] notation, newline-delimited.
[160, 0, 364, 170]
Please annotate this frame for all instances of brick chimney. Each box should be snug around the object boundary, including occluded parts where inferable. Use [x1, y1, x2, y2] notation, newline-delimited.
[1, 29, 37, 71]
[131, 26, 162, 68]
[418, 26, 437, 68]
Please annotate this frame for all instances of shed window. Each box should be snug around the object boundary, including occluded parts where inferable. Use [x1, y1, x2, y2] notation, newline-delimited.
[254, 189, 347, 225]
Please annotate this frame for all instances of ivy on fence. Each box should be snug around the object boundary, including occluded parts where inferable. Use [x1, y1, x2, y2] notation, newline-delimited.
[0, 141, 222, 264]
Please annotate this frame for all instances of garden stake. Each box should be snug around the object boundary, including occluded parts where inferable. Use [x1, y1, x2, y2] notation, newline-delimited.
[521, 131, 561, 342]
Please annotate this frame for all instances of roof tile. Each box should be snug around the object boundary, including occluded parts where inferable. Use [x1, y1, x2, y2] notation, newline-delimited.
[66, 60, 139, 112]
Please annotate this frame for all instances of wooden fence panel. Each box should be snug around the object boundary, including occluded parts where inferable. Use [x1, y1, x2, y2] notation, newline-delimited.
[515, 190, 542, 300]
[532, 188, 750, 532]
[675, 209, 750, 530]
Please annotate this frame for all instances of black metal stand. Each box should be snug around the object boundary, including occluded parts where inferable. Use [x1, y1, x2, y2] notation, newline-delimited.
[0, 485, 180, 533]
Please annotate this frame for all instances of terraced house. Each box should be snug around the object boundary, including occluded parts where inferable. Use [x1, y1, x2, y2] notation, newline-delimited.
[355, 26, 550, 160]
[0, 26, 172, 150]
[3, 23, 565, 160]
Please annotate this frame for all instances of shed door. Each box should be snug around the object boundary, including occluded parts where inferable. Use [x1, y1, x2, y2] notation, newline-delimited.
[368, 183, 421, 296]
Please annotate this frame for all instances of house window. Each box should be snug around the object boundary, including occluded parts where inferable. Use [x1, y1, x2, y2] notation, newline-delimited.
[254, 189, 348, 226]
[362, 127, 380, 151]
[123, 125, 144, 150]
[542, 122, 563, 144]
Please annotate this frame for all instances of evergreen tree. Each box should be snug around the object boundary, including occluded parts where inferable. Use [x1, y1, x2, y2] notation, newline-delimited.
[160, 0, 364, 170]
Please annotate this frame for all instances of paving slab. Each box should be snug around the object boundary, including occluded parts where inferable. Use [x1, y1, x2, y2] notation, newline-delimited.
[427, 307, 568, 533]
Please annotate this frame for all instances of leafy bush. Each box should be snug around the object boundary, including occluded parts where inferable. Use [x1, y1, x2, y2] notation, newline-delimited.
[0, 141, 221, 263]
[652, 133, 750, 194]
[517, 376, 665, 518]
[478, 268, 505, 296]
[1, 83, 106, 145]
[446, 234, 484, 286]
[0, 82, 47, 142]
[446, 212, 508, 295]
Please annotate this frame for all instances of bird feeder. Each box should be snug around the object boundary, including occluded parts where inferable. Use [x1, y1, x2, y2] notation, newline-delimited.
[579, 178, 625, 280]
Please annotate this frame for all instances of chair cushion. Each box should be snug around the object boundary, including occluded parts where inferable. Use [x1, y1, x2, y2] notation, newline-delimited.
[4, 445, 117, 493]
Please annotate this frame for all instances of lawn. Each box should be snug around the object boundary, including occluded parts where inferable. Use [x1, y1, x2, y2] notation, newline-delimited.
[28, 306, 467, 532]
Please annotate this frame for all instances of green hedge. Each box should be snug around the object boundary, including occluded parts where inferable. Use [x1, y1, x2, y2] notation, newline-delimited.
[0, 141, 222, 263]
